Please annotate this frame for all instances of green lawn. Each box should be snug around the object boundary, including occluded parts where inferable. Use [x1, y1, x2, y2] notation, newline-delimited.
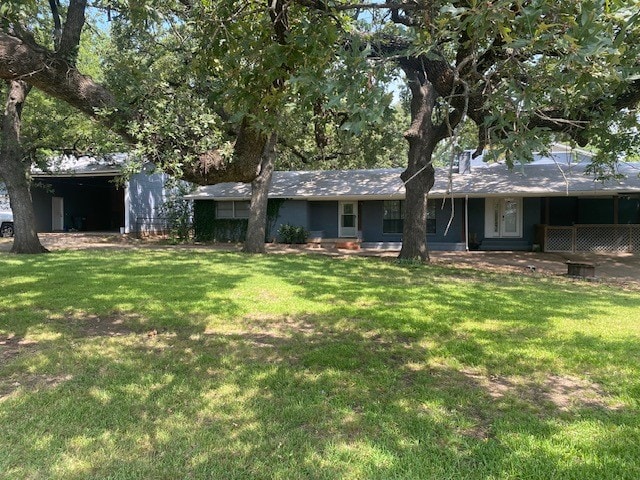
[1, 249, 639, 479]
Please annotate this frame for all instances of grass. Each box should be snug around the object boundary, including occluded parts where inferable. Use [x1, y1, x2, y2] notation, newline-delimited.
[0, 249, 639, 479]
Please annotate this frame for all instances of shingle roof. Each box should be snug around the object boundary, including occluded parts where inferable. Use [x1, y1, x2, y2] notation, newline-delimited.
[185, 161, 640, 201]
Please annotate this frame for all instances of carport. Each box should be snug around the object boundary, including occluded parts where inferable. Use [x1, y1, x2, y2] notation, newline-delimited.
[30, 155, 128, 233]
[31, 175, 125, 232]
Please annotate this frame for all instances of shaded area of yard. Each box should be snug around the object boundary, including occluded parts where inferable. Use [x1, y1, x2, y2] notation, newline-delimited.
[2, 233, 640, 285]
[1, 250, 639, 479]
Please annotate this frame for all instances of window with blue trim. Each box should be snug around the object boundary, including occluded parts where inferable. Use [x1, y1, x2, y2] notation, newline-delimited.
[383, 200, 436, 234]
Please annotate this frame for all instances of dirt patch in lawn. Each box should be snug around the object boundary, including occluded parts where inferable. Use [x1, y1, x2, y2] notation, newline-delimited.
[461, 369, 623, 412]
[0, 373, 73, 403]
[453, 369, 625, 440]
[67, 313, 139, 338]
[0, 335, 74, 402]
[0, 334, 39, 363]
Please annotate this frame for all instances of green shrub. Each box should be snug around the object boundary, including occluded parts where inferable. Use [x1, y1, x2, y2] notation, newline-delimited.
[160, 181, 195, 242]
[278, 223, 308, 244]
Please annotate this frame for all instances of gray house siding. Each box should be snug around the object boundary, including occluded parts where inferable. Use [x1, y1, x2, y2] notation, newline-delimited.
[361, 201, 401, 242]
[431, 198, 465, 244]
[271, 200, 309, 241]
[523, 197, 542, 245]
[211, 198, 467, 244]
[361, 199, 465, 245]
[467, 198, 485, 245]
[127, 171, 170, 234]
[308, 201, 339, 238]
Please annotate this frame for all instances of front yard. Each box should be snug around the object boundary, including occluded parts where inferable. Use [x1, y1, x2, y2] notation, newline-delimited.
[1, 250, 639, 479]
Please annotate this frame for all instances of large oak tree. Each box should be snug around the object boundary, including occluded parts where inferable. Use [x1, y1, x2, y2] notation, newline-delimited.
[365, 0, 640, 260]
[1, 0, 392, 252]
[1, 1, 639, 258]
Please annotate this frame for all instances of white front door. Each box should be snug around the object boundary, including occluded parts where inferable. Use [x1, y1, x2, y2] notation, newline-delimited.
[485, 197, 522, 238]
[52, 196, 64, 231]
[339, 201, 358, 237]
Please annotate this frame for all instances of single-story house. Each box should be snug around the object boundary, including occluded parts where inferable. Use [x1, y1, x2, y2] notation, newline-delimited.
[1, 154, 174, 234]
[186, 149, 640, 253]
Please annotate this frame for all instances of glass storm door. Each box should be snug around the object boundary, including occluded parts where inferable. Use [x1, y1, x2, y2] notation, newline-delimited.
[339, 201, 358, 237]
[485, 197, 522, 238]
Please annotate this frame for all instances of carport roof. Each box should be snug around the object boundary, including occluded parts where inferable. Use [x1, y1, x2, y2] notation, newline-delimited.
[185, 161, 640, 201]
[31, 154, 130, 177]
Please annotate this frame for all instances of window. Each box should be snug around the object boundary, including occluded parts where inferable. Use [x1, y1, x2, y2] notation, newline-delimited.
[216, 201, 250, 219]
[426, 202, 436, 234]
[383, 200, 403, 234]
[234, 201, 250, 219]
[383, 200, 436, 235]
[216, 202, 234, 219]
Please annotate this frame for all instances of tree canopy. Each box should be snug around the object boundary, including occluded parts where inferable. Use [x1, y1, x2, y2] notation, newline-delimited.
[3, 2, 637, 176]
[1, 0, 399, 185]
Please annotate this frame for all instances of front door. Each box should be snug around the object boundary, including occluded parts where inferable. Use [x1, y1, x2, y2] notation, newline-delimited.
[339, 201, 358, 237]
[485, 197, 522, 238]
[52, 196, 64, 231]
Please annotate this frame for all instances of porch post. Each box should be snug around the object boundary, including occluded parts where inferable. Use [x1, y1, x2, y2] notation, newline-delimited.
[465, 195, 469, 251]
[124, 182, 131, 234]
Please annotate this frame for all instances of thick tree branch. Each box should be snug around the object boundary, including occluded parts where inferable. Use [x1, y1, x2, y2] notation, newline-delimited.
[0, 31, 266, 186]
[0, 32, 127, 134]
[58, 0, 87, 63]
[49, 0, 62, 49]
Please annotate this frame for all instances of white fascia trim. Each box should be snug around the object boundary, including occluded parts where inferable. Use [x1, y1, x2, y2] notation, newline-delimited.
[187, 190, 637, 201]
[32, 171, 122, 178]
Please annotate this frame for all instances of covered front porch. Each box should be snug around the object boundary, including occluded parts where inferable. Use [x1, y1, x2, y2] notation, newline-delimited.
[536, 194, 640, 253]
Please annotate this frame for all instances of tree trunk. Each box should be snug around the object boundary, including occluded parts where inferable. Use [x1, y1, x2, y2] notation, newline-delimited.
[0, 81, 47, 253]
[398, 72, 439, 262]
[400, 164, 435, 262]
[242, 133, 277, 254]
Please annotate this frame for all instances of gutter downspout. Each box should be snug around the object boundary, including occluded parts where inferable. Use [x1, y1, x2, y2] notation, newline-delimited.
[465, 195, 469, 251]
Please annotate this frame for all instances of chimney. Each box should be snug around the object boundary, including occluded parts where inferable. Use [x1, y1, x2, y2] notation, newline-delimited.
[454, 151, 472, 174]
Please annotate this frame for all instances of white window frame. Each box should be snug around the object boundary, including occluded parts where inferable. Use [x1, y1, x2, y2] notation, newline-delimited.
[216, 201, 250, 219]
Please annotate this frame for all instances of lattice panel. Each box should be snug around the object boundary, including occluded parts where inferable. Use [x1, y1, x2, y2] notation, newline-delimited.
[631, 227, 640, 252]
[545, 228, 574, 252]
[575, 226, 631, 253]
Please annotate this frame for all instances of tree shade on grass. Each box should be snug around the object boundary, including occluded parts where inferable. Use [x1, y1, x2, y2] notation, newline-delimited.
[0, 250, 639, 479]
